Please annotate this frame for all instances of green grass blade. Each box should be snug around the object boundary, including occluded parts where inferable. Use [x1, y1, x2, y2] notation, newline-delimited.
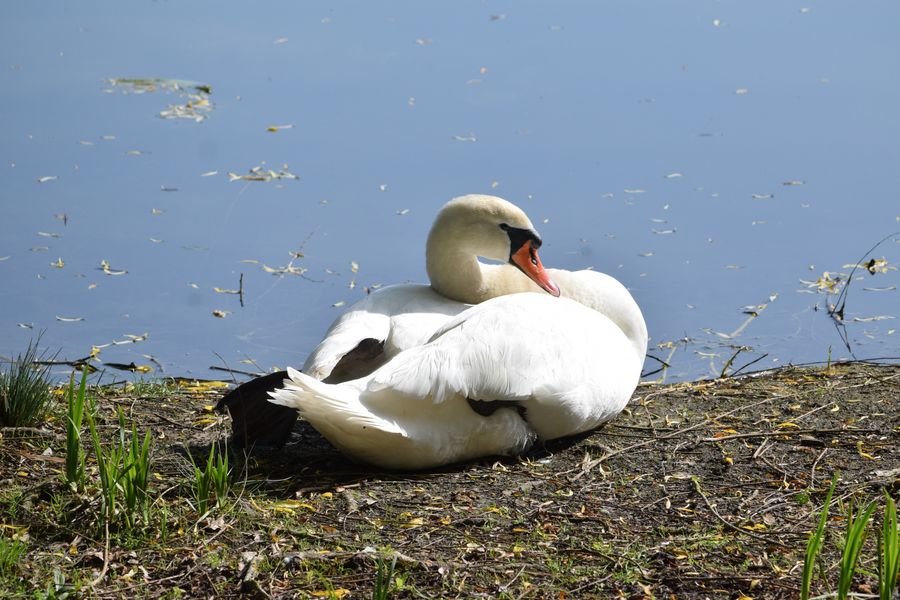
[802, 474, 838, 600]
[880, 492, 899, 600]
[838, 500, 877, 599]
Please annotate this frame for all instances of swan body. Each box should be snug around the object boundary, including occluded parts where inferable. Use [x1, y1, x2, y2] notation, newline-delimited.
[270, 270, 648, 469]
[217, 194, 559, 446]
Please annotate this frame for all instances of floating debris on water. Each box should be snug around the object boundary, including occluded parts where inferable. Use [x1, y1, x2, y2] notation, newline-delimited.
[106, 77, 214, 123]
[228, 164, 299, 182]
[99, 260, 128, 276]
[37, 176, 58, 183]
[212, 309, 230, 318]
[55, 316, 85, 322]
[751, 193, 774, 199]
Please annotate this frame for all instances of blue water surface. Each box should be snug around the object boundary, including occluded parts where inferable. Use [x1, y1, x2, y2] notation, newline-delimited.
[1, 1, 898, 382]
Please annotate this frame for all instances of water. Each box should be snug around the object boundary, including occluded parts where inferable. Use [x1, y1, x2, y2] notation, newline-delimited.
[2, 2, 899, 382]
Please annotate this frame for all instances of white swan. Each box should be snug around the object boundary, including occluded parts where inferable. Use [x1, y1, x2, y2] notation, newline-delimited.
[218, 194, 560, 446]
[269, 261, 648, 470]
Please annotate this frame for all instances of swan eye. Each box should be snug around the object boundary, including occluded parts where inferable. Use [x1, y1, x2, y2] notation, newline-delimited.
[499, 223, 510, 231]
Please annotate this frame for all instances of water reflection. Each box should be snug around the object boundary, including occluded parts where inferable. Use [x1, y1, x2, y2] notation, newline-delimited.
[1, 2, 898, 382]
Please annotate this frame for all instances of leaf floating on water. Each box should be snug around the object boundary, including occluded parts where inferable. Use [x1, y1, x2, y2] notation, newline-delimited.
[17, 323, 34, 329]
[782, 180, 805, 186]
[852, 315, 895, 323]
[212, 309, 230, 318]
[843, 258, 893, 274]
[624, 189, 646, 194]
[104, 361, 151, 373]
[350, 261, 359, 273]
[200, 170, 218, 177]
[638, 252, 654, 257]
[266, 124, 294, 132]
[333, 301, 346, 308]
[397, 208, 410, 216]
[652, 228, 677, 235]
[228, 164, 299, 182]
[213, 287, 240, 295]
[56, 316, 85, 322]
[37, 231, 60, 238]
[107, 77, 215, 123]
[99, 260, 128, 276]
[49, 257, 64, 269]
[751, 193, 774, 199]
[149, 237, 163, 244]
[37, 176, 58, 183]
[800, 271, 845, 293]
[863, 286, 896, 292]
[453, 133, 477, 142]
[160, 186, 178, 192]
[664, 172, 683, 179]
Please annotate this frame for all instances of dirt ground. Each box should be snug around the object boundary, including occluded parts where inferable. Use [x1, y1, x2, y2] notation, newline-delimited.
[0, 361, 898, 598]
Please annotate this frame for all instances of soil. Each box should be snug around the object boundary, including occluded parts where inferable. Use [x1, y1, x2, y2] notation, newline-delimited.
[0, 361, 898, 599]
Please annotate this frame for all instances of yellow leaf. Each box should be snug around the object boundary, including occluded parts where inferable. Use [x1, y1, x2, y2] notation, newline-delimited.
[401, 517, 424, 529]
[312, 590, 349, 599]
[742, 523, 767, 531]
[776, 422, 799, 429]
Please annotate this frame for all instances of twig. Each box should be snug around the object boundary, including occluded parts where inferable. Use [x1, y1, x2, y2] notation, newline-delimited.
[238, 273, 244, 308]
[700, 428, 876, 443]
[0, 426, 59, 437]
[209, 365, 264, 378]
[731, 353, 769, 377]
[89, 518, 110, 587]
[809, 448, 828, 488]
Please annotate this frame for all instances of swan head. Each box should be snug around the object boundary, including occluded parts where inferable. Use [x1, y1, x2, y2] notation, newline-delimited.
[427, 194, 560, 301]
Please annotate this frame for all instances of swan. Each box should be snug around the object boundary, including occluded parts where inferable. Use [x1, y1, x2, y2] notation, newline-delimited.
[217, 194, 560, 446]
[269, 269, 648, 469]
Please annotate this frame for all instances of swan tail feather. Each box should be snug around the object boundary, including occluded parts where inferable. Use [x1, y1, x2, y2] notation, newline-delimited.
[268, 367, 405, 437]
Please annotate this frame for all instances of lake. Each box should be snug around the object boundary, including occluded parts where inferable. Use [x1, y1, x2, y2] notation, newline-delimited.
[2, 1, 898, 383]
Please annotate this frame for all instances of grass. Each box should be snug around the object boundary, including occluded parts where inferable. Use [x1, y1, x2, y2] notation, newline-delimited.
[373, 554, 397, 600]
[0, 338, 54, 427]
[188, 440, 230, 516]
[0, 536, 26, 578]
[64, 370, 89, 492]
[802, 475, 900, 600]
[880, 493, 899, 600]
[0, 359, 897, 597]
[85, 399, 154, 529]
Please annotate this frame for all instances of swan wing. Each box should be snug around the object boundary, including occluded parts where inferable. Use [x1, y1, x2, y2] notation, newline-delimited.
[302, 284, 466, 381]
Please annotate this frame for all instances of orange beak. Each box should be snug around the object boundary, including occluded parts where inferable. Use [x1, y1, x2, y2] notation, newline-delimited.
[511, 242, 560, 297]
